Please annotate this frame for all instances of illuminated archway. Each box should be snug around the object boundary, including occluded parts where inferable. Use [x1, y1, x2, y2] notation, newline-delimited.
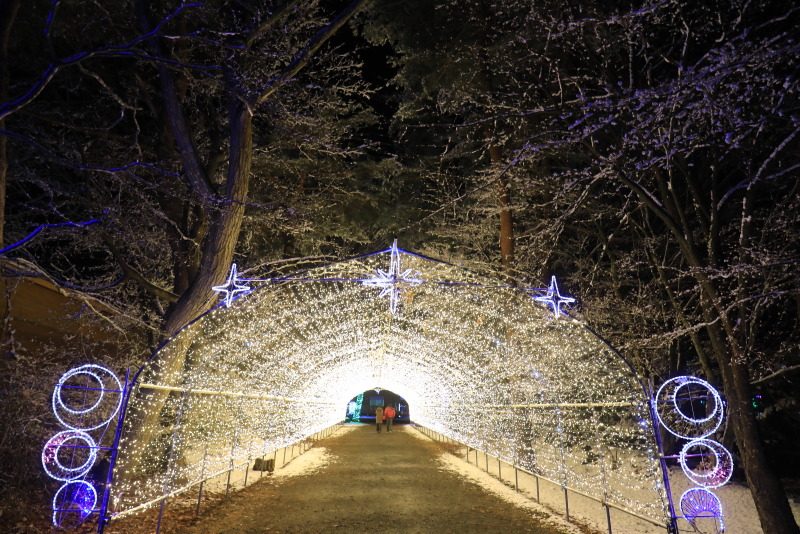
[110, 245, 670, 525]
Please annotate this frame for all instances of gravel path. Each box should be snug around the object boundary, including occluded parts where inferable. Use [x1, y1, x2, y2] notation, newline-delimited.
[177, 424, 573, 534]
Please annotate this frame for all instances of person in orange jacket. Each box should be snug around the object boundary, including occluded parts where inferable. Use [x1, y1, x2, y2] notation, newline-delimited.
[383, 404, 397, 432]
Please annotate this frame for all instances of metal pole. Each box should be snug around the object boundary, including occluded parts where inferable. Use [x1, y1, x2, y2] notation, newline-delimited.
[536, 475, 540, 502]
[97, 369, 133, 534]
[514, 467, 519, 492]
[196, 444, 208, 516]
[498, 460, 502, 480]
[605, 503, 612, 534]
[485, 452, 489, 472]
[648, 380, 679, 533]
[564, 487, 570, 521]
[155, 498, 167, 534]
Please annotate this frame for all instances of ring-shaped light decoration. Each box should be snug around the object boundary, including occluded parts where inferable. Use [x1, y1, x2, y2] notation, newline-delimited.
[672, 379, 720, 424]
[52, 480, 97, 527]
[655, 376, 723, 439]
[56, 369, 104, 415]
[680, 487, 723, 526]
[42, 430, 98, 482]
[679, 438, 733, 489]
[52, 364, 123, 431]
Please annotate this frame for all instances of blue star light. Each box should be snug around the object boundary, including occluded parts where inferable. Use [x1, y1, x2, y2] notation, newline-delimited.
[533, 276, 575, 319]
[212, 263, 251, 308]
[361, 240, 423, 315]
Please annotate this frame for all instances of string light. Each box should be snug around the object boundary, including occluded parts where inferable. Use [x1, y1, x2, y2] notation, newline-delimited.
[655, 376, 723, 440]
[532, 275, 575, 318]
[679, 439, 733, 489]
[111, 247, 669, 525]
[679, 488, 724, 531]
[654, 375, 731, 529]
[52, 481, 97, 527]
[212, 263, 252, 308]
[52, 364, 123, 431]
[42, 430, 98, 481]
[361, 240, 423, 315]
[43, 364, 123, 527]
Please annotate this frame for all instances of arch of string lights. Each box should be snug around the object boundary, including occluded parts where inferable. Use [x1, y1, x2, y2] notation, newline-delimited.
[109, 244, 670, 525]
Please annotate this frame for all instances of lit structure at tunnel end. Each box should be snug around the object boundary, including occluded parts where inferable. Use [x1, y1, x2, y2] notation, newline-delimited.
[43, 242, 730, 533]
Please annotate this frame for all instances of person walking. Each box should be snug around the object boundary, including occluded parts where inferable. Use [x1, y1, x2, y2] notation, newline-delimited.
[375, 405, 384, 433]
[383, 404, 396, 432]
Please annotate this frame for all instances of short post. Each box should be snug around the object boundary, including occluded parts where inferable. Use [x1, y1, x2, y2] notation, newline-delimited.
[243, 455, 251, 487]
[535, 475, 540, 502]
[466, 446, 470, 462]
[563, 486, 570, 521]
[604, 503, 612, 534]
[196, 444, 208, 516]
[485, 452, 489, 472]
[498, 460, 502, 480]
[155, 497, 167, 534]
[514, 467, 519, 492]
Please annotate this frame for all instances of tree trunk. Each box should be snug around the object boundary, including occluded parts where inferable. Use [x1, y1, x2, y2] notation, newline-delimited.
[489, 145, 514, 269]
[699, 284, 800, 534]
[620, 172, 799, 533]
[163, 102, 252, 336]
[0, 0, 21, 247]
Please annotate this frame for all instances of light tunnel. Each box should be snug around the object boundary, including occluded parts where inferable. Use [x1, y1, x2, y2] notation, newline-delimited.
[111, 248, 670, 524]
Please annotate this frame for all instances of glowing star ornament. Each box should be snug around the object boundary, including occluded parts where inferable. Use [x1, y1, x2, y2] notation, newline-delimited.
[533, 276, 575, 318]
[212, 263, 252, 308]
[361, 240, 422, 314]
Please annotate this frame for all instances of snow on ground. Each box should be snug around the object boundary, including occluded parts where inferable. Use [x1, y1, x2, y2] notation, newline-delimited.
[204, 424, 352, 492]
[409, 426, 800, 534]
[436, 448, 587, 534]
[273, 446, 332, 479]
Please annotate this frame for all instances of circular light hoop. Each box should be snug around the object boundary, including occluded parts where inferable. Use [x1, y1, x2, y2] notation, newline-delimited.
[680, 487, 722, 521]
[42, 430, 98, 482]
[56, 369, 104, 415]
[679, 438, 733, 488]
[672, 379, 720, 424]
[51, 364, 123, 431]
[655, 376, 724, 439]
[52, 480, 97, 527]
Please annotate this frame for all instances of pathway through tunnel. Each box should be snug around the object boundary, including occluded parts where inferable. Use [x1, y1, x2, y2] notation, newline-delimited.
[168, 425, 580, 534]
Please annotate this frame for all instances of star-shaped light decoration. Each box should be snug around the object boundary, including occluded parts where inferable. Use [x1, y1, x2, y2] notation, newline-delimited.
[533, 275, 575, 319]
[212, 263, 251, 308]
[361, 239, 423, 315]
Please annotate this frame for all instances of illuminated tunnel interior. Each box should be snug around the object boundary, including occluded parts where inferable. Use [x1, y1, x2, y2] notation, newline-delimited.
[111, 248, 669, 524]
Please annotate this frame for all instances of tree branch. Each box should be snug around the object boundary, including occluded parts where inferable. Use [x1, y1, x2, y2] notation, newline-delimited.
[254, 0, 371, 106]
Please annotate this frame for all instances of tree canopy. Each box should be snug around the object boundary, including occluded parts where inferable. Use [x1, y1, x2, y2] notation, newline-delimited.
[1, 0, 798, 531]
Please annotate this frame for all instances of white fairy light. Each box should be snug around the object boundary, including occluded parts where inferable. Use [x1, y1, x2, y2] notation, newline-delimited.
[679, 438, 733, 489]
[655, 376, 723, 440]
[42, 430, 98, 481]
[110, 249, 669, 526]
[533, 276, 575, 318]
[212, 263, 252, 308]
[361, 240, 423, 314]
[52, 364, 123, 431]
